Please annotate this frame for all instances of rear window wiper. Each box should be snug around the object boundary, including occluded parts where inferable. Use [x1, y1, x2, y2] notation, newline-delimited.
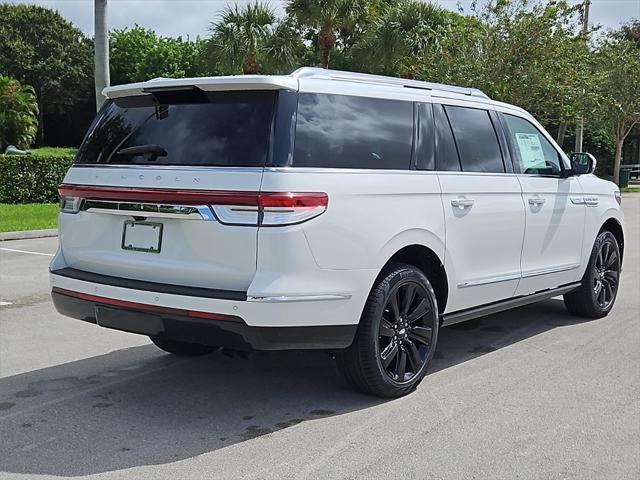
[116, 144, 167, 162]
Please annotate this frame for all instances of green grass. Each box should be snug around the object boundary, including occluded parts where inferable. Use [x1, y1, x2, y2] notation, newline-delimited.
[621, 186, 640, 193]
[29, 147, 77, 157]
[0, 203, 58, 232]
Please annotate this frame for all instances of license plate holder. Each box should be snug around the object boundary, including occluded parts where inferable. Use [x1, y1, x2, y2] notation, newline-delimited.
[121, 221, 163, 253]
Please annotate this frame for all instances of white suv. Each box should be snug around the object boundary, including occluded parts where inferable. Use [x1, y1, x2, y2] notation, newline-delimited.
[50, 68, 625, 397]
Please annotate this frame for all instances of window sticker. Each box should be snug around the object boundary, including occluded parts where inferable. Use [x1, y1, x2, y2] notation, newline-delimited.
[515, 132, 546, 170]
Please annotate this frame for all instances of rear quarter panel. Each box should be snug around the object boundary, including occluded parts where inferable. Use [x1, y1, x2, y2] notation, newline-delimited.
[260, 168, 445, 271]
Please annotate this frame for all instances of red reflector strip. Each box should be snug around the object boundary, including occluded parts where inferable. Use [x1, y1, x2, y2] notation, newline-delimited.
[58, 184, 259, 206]
[52, 287, 243, 322]
[58, 184, 328, 209]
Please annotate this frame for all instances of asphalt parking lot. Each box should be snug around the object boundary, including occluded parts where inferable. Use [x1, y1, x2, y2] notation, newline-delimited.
[0, 195, 638, 480]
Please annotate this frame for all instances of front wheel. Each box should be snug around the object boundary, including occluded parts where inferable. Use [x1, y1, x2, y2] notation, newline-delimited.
[336, 263, 439, 398]
[564, 230, 621, 318]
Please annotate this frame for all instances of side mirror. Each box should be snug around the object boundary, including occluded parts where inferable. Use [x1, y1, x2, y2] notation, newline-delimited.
[570, 152, 597, 175]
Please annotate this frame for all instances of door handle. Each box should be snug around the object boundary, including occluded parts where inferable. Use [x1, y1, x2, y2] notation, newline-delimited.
[528, 197, 546, 206]
[584, 196, 599, 206]
[451, 198, 475, 209]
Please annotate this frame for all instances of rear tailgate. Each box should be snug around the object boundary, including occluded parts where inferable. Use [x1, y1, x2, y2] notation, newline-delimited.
[55, 87, 279, 293]
[58, 167, 263, 292]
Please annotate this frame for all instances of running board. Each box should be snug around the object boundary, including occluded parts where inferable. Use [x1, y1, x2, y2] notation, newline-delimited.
[440, 283, 581, 327]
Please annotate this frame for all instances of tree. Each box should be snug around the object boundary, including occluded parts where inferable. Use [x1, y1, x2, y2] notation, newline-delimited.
[111, 26, 207, 84]
[94, 0, 110, 111]
[208, 2, 301, 74]
[351, 0, 467, 78]
[0, 4, 93, 144]
[466, 0, 593, 132]
[593, 39, 640, 185]
[0, 76, 39, 150]
[286, 0, 374, 68]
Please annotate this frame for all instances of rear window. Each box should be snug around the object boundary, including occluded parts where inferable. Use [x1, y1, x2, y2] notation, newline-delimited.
[75, 90, 275, 167]
[294, 93, 413, 169]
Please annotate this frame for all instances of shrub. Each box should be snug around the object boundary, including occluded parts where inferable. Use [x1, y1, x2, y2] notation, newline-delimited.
[0, 76, 39, 150]
[0, 149, 75, 203]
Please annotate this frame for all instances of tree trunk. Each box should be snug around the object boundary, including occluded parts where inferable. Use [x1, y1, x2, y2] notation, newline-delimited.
[36, 93, 44, 146]
[243, 52, 260, 75]
[556, 120, 567, 149]
[613, 138, 623, 186]
[94, 0, 110, 111]
[318, 25, 336, 69]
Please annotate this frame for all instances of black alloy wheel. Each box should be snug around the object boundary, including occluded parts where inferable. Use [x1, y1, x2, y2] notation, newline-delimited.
[378, 281, 435, 384]
[592, 236, 619, 310]
[337, 263, 439, 397]
[564, 230, 621, 318]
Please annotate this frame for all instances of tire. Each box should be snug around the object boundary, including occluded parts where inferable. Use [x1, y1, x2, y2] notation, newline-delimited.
[336, 263, 439, 398]
[149, 336, 217, 356]
[564, 230, 621, 318]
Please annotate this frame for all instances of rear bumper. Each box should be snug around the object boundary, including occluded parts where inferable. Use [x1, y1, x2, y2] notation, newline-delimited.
[51, 287, 356, 351]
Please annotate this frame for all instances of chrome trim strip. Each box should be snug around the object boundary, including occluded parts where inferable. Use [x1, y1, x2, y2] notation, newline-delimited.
[520, 263, 580, 278]
[82, 201, 216, 221]
[246, 294, 352, 303]
[457, 272, 521, 288]
[570, 196, 586, 205]
[458, 263, 581, 288]
[70, 164, 265, 173]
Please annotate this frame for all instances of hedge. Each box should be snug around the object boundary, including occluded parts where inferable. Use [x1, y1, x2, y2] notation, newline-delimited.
[0, 149, 76, 203]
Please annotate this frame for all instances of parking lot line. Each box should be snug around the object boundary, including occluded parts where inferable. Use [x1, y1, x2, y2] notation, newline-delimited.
[0, 247, 54, 257]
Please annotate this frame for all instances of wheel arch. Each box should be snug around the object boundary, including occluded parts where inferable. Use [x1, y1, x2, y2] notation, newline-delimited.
[380, 244, 449, 314]
[600, 217, 624, 265]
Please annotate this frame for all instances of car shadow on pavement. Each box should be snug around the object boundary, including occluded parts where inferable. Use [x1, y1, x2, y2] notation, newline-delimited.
[0, 298, 597, 476]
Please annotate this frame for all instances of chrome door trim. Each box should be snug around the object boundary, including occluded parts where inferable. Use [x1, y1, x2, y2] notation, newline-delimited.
[458, 263, 580, 288]
[520, 263, 580, 279]
[247, 293, 352, 303]
[570, 196, 586, 205]
[457, 272, 521, 288]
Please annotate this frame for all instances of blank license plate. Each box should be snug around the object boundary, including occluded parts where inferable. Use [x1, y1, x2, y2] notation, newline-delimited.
[121, 221, 163, 253]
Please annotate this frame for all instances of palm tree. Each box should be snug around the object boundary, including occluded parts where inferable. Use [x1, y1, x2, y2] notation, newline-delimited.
[352, 0, 458, 78]
[286, 0, 373, 69]
[94, 0, 110, 110]
[209, 2, 299, 75]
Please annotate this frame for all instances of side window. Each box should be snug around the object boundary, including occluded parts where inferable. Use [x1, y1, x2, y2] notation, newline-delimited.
[501, 114, 562, 176]
[444, 105, 505, 173]
[294, 93, 413, 169]
[433, 104, 461, 171]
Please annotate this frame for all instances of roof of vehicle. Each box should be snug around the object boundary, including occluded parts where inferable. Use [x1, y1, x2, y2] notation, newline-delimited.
[103, 67, 491, 102]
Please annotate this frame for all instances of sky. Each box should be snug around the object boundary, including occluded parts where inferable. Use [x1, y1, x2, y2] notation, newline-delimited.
[7, 0, 640, 39]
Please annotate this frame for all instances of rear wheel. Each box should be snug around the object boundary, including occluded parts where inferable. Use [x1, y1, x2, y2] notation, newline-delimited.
[337, 263, 439, 398]
[564, 230, 621, 318]
[149, 336, 217, 356]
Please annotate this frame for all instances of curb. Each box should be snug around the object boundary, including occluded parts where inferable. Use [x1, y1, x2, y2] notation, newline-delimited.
[0, 229, 58, 242]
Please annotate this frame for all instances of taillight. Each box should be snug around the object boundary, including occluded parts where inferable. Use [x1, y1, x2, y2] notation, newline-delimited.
[212, 192, 328, 226]
[57, 184, 328, 226]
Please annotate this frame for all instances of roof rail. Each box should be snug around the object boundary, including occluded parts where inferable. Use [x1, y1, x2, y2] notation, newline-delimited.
[291, 67, 490, 99]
